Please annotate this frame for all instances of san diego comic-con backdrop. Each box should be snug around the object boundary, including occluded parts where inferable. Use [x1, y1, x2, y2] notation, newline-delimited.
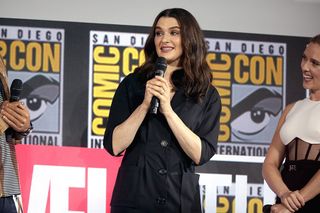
[0, 18, 309, 213]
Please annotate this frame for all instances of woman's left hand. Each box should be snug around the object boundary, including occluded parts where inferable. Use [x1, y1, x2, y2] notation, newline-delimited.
[1, 100, 31, 132]
[270, 204, 293, 213]
[147, 76, 172, 114]
[280, 190, 304, 212]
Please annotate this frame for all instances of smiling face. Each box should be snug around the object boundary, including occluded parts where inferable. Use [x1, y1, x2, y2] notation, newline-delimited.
[154, 17, 183, 67]
[301, 42, 320, 95]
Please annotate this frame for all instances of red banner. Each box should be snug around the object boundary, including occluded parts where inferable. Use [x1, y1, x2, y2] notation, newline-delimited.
[16, 144, 122, 213]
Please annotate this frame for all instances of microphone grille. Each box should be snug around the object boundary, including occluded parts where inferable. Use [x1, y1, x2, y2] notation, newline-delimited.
[156, 57, 167, 70]
[10, 79, 23, 101]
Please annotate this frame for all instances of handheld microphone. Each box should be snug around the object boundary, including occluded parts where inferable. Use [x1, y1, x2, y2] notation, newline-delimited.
[0, 79, 23, 133]
[149, 57, 167, 114]
[10, 79, 23, 102]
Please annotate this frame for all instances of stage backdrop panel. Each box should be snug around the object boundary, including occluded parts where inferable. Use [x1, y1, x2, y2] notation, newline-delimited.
[0, 18, 309, 212]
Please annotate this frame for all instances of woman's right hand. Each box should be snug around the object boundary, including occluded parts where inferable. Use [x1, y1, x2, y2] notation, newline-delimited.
[280, 190, 304, 212]
[142, 79, 154, 109]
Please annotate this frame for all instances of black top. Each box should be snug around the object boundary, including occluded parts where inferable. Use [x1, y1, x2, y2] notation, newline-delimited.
[104, 71, 221, 213]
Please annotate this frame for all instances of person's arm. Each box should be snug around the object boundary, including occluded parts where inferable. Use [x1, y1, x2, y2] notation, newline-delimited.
[111, 103, 149, 155]
[1, 100, 31, 133]
[163, 108, 203, 164]
[276, 171, 320, 213]
[164, 91, 221, 165]
[262, 103, 304, 212]
[1, 100, 32, 144]
[149, 76, 220, 164]
[299, 169, 320, 203]
[104, 73, 155, 156]
[147, 76, 202, 163]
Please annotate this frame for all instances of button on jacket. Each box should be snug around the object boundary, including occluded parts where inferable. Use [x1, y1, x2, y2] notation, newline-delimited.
[104, 70, 221, 213]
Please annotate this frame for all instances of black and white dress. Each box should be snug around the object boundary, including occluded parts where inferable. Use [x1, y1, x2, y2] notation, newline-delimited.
[278, 98, 320, 212]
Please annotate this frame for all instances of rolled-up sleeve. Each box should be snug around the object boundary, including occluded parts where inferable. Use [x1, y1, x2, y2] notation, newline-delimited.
[103, 74, 132, 156]
[196, 87, 221, 165]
